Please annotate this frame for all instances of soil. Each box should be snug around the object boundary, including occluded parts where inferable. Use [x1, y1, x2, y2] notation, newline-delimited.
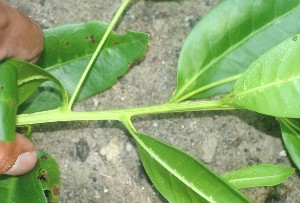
[9, 0, 300, 202]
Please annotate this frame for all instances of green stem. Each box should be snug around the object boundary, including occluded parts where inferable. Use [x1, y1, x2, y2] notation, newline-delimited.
[170, 74, 242, 103]
[67, 0, 132, 111]
[17, 100, 238, 125]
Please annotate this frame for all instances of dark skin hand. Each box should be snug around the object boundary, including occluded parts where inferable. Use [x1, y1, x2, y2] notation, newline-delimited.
[0, 0, 44, 175]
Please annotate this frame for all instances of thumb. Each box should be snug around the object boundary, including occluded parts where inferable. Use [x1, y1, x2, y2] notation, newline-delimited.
[0, 133, 37, 176]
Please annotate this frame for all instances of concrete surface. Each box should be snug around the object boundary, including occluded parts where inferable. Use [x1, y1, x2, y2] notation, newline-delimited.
[10, 0, 300, 202]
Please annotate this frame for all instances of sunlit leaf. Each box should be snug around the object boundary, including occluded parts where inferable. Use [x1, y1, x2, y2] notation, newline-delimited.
[278, 118, 300, 170]
[223, 34, 300, 118]
[222, 164, 294, 189]
[134, 132, 250, 203]
[20, 21, 149, 113]
[171, 0, 300, 102]
[0, 63, 17, 141]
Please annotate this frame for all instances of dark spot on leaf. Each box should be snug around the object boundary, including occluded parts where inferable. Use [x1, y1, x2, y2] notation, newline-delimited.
[229, 94, 235, 98]
[64, 41, 70, 47]
[128, 62, 133, 67]
[38, 169, 48, 182]
[0, 86, 3, 90]
[113, 41, 118, 46]
[41, 155, 48, 160]
[38, 174, 47, 182]
[52, 186, 60, 196]
[86, 34, 97, 45]
[44, 190, 50, 199]
[8, 101, 15, 107]
[293, 35, 298, 41]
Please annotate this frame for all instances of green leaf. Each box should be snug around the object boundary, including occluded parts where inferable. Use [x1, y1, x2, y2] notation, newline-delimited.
[171, 0, 300, 103]
[223, 34, 300, 118]
[134, 133, 250, 203]
[37, 151, 60, 203]
[1, 59, 68, 109]
[222, 164, 294, 189]
[0, 63, 17, 142]
[278, 118, 300, 170]
[0, 151, 60, 203]
[19, 21, 149, 113]
[0, 157, 46, 203]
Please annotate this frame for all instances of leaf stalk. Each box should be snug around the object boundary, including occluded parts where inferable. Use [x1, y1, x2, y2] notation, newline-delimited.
[17, 100, 238, 125]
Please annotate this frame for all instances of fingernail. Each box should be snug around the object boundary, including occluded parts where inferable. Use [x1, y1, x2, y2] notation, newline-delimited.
[4, 151, 37, 176]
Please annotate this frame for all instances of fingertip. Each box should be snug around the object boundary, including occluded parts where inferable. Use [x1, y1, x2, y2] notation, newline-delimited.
[4, 150, 37, 176]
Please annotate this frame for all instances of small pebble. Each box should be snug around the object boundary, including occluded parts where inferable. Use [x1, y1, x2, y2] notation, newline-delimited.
[279, 150, 287, 157]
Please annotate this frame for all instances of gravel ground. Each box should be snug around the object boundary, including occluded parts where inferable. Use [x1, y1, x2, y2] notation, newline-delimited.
[10, 0, 300, 202]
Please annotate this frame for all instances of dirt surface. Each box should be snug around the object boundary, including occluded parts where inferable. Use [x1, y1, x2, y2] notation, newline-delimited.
[9, 0, 300, 202]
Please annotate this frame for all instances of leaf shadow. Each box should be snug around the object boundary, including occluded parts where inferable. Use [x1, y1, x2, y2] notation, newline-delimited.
[131, 109, 281, 138]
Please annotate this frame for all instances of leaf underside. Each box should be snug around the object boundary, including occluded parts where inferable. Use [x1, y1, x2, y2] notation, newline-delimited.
[171, 0, 300, 102]
[19, 21, 149, 113]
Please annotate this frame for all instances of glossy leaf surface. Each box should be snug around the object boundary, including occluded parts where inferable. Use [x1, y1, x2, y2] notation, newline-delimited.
[278, 118, 300, 170]
[20, 21, 149, 113]
[171, 0, 300, 102]
[2, 59, 68, 108]
[0, 63, 17, 141]
[0, 151, 60, 203]
[223, 34, 300, 118]
[222, 164, 294, 189]
[134, 133, 250, 203]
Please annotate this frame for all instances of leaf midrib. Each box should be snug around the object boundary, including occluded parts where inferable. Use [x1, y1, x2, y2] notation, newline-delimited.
[228, 172, 292, 183]
[175, 4, 300, 101]
[44, 36, 137, 72]
[232, 75, 300, 99]
[137, 136, 245, 203]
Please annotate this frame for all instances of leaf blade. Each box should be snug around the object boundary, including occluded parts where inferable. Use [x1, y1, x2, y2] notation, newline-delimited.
[0, 63, 17, 141]
[0, 151, 60, 203]
[223, 34, 300, 118]
[278, 118, 300, 170]
[134, 133, 250, 203]
[171, 0, 300, 102]
[222, 164, 294, 189]
[3, 59, 68, 109]
[20, 21, 149, 113]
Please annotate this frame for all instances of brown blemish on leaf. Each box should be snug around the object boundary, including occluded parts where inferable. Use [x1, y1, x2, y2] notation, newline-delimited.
[64, 41, 70, 48]
[229, 94, 235, 99]
[38, 169, 47, 182]
[38, 174, 47, 182]
[113, 41, 118, 46]
[293, 36, 298, 41]
[41, 155, 48, 160]
[0, 86, 4, 90]
[8, 101, 15, 107]
[52, 186, 60, 196]
[86, 34, 97, 45]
